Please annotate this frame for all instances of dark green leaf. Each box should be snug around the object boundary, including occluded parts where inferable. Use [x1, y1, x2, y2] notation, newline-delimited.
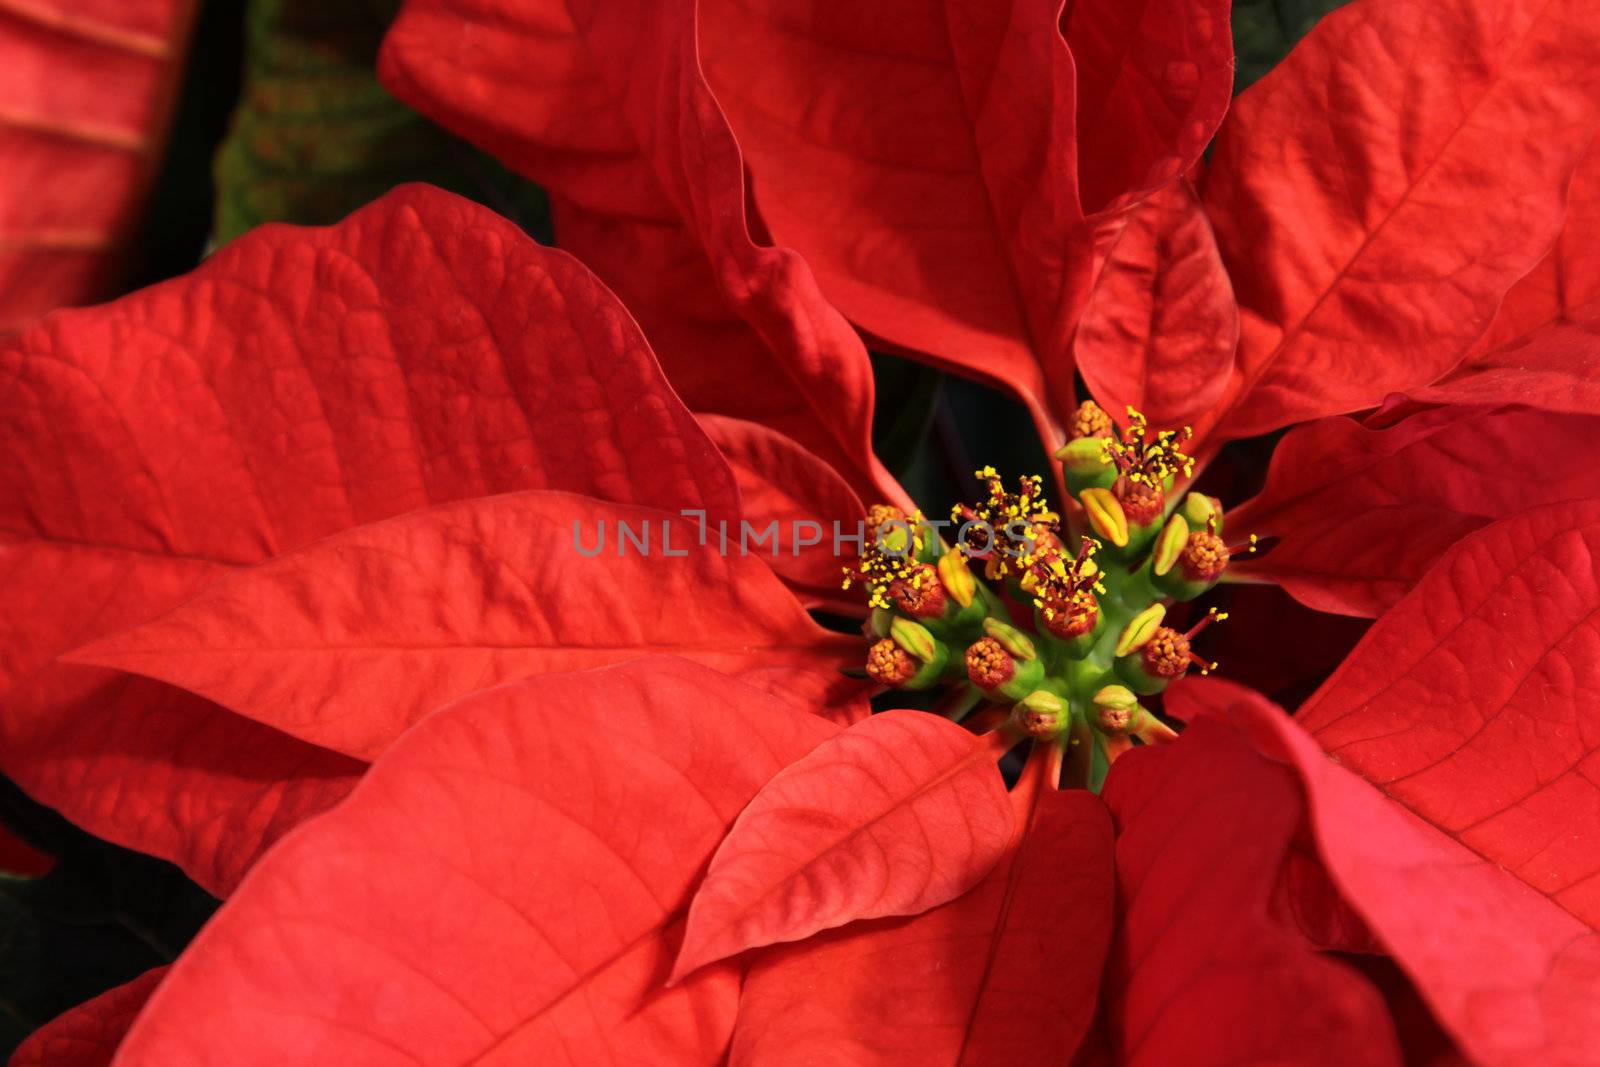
[214, 0, 549, 243]
[870, 352, 944, 481]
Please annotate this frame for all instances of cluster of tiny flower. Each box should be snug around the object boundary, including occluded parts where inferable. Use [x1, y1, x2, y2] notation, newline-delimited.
[845, 403, 1257, 788]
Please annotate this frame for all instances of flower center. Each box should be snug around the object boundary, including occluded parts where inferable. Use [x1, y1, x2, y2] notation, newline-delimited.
[848, 403, 1247, 790]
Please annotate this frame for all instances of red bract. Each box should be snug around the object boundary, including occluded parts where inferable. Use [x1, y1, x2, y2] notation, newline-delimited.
[0, 0, 196, 333]
[1199, 0, 1600, 445]
[0, 187, 851, 895]
[6, 0, 1600, 1063]
[9, 968, 166, 1067]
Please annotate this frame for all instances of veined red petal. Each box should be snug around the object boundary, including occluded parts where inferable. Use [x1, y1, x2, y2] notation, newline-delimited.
[730, 755, 1115, 1066]
[1201, 0, 1600, 442]
[1, 184, 735, 882]
[1098, 721, 1402, 1066]
[71, 491, 858, 762]
[697, 0, 1086, 439]
[1176, 674, 1600, 1067]
[697, 413, 866, 606]
[378, 0, 894, 504]
[9, 966, 166, 1067]
[1065, 0, 1233, 215]
[674, 711, 1013, 979]
[1230, 407, 1600, 616]
[0, 0, 195, 332]
[3, 669, 361, 897]
[1075, 180, 1237, 428]
[1297, 500, 1600, 929]
[113, 658, 839, 1066]
[1414, 324, 1600, 416]
[1459, 141, 1600, 362]
[1415, 142, 1600, 414]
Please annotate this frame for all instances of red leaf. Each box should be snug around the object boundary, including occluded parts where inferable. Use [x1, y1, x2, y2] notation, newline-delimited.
[695, 0, 1087, 437]
[1, 184, 733, 884]
[10, 967, 166, 1067]
[114, 658, 839, 1066]
[698, 413, 866, 606]
[0, 1, 195, 332]
[730, 756, 1114, 1066]
[1180, 675, 1600, 1067]
[1200, 0, 1600, 442]
[1099, 721, 1403, 1066]
[1064, 0, 1233, 215]
[1468, 140, 1600, 361]
[1415, 323, 1600, 416]
[0, 184, 737, 568]
[674, 711, 1013, 979]
[3, 672, 361, 896]
[0, 542, 361, 895]
[378, 0, 894, 505]
[1230, 407, 1600, 615]
[1075, 180, 1237, 427]
[734, 666, 873, 727]
[73, 491, 856, 761]
[1297, 499, 1600, 928]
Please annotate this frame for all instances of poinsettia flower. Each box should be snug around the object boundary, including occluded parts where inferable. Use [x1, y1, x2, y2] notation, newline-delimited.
[6, 0, 1600, 1065]
[0, 0, 197, 334]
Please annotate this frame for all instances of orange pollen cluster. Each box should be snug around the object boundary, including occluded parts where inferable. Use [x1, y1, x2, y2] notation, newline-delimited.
[1141, 628, 1193, 678]
[1069, 400, 1113, 440]
[864, 504, 905, 544]
[1181, 531, 1228, 581]
[965, 637, 1014, 688]
[866, 639, 916, 686]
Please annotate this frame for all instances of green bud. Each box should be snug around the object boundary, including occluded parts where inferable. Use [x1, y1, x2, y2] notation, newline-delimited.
[1180, 492, 1224, 537]
[1089, 684, 1142, 762]
[982, 616, 1037, 661]
[1055, 437, 1117, 493]
[891, 617, 941, 664]
[1114, 603, 1166, 657]
[937, 548, 976, 608]
[868, 607, 894, 638]
[1011, 689, 1067, 738]
[1151, 514, 1190, 577]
